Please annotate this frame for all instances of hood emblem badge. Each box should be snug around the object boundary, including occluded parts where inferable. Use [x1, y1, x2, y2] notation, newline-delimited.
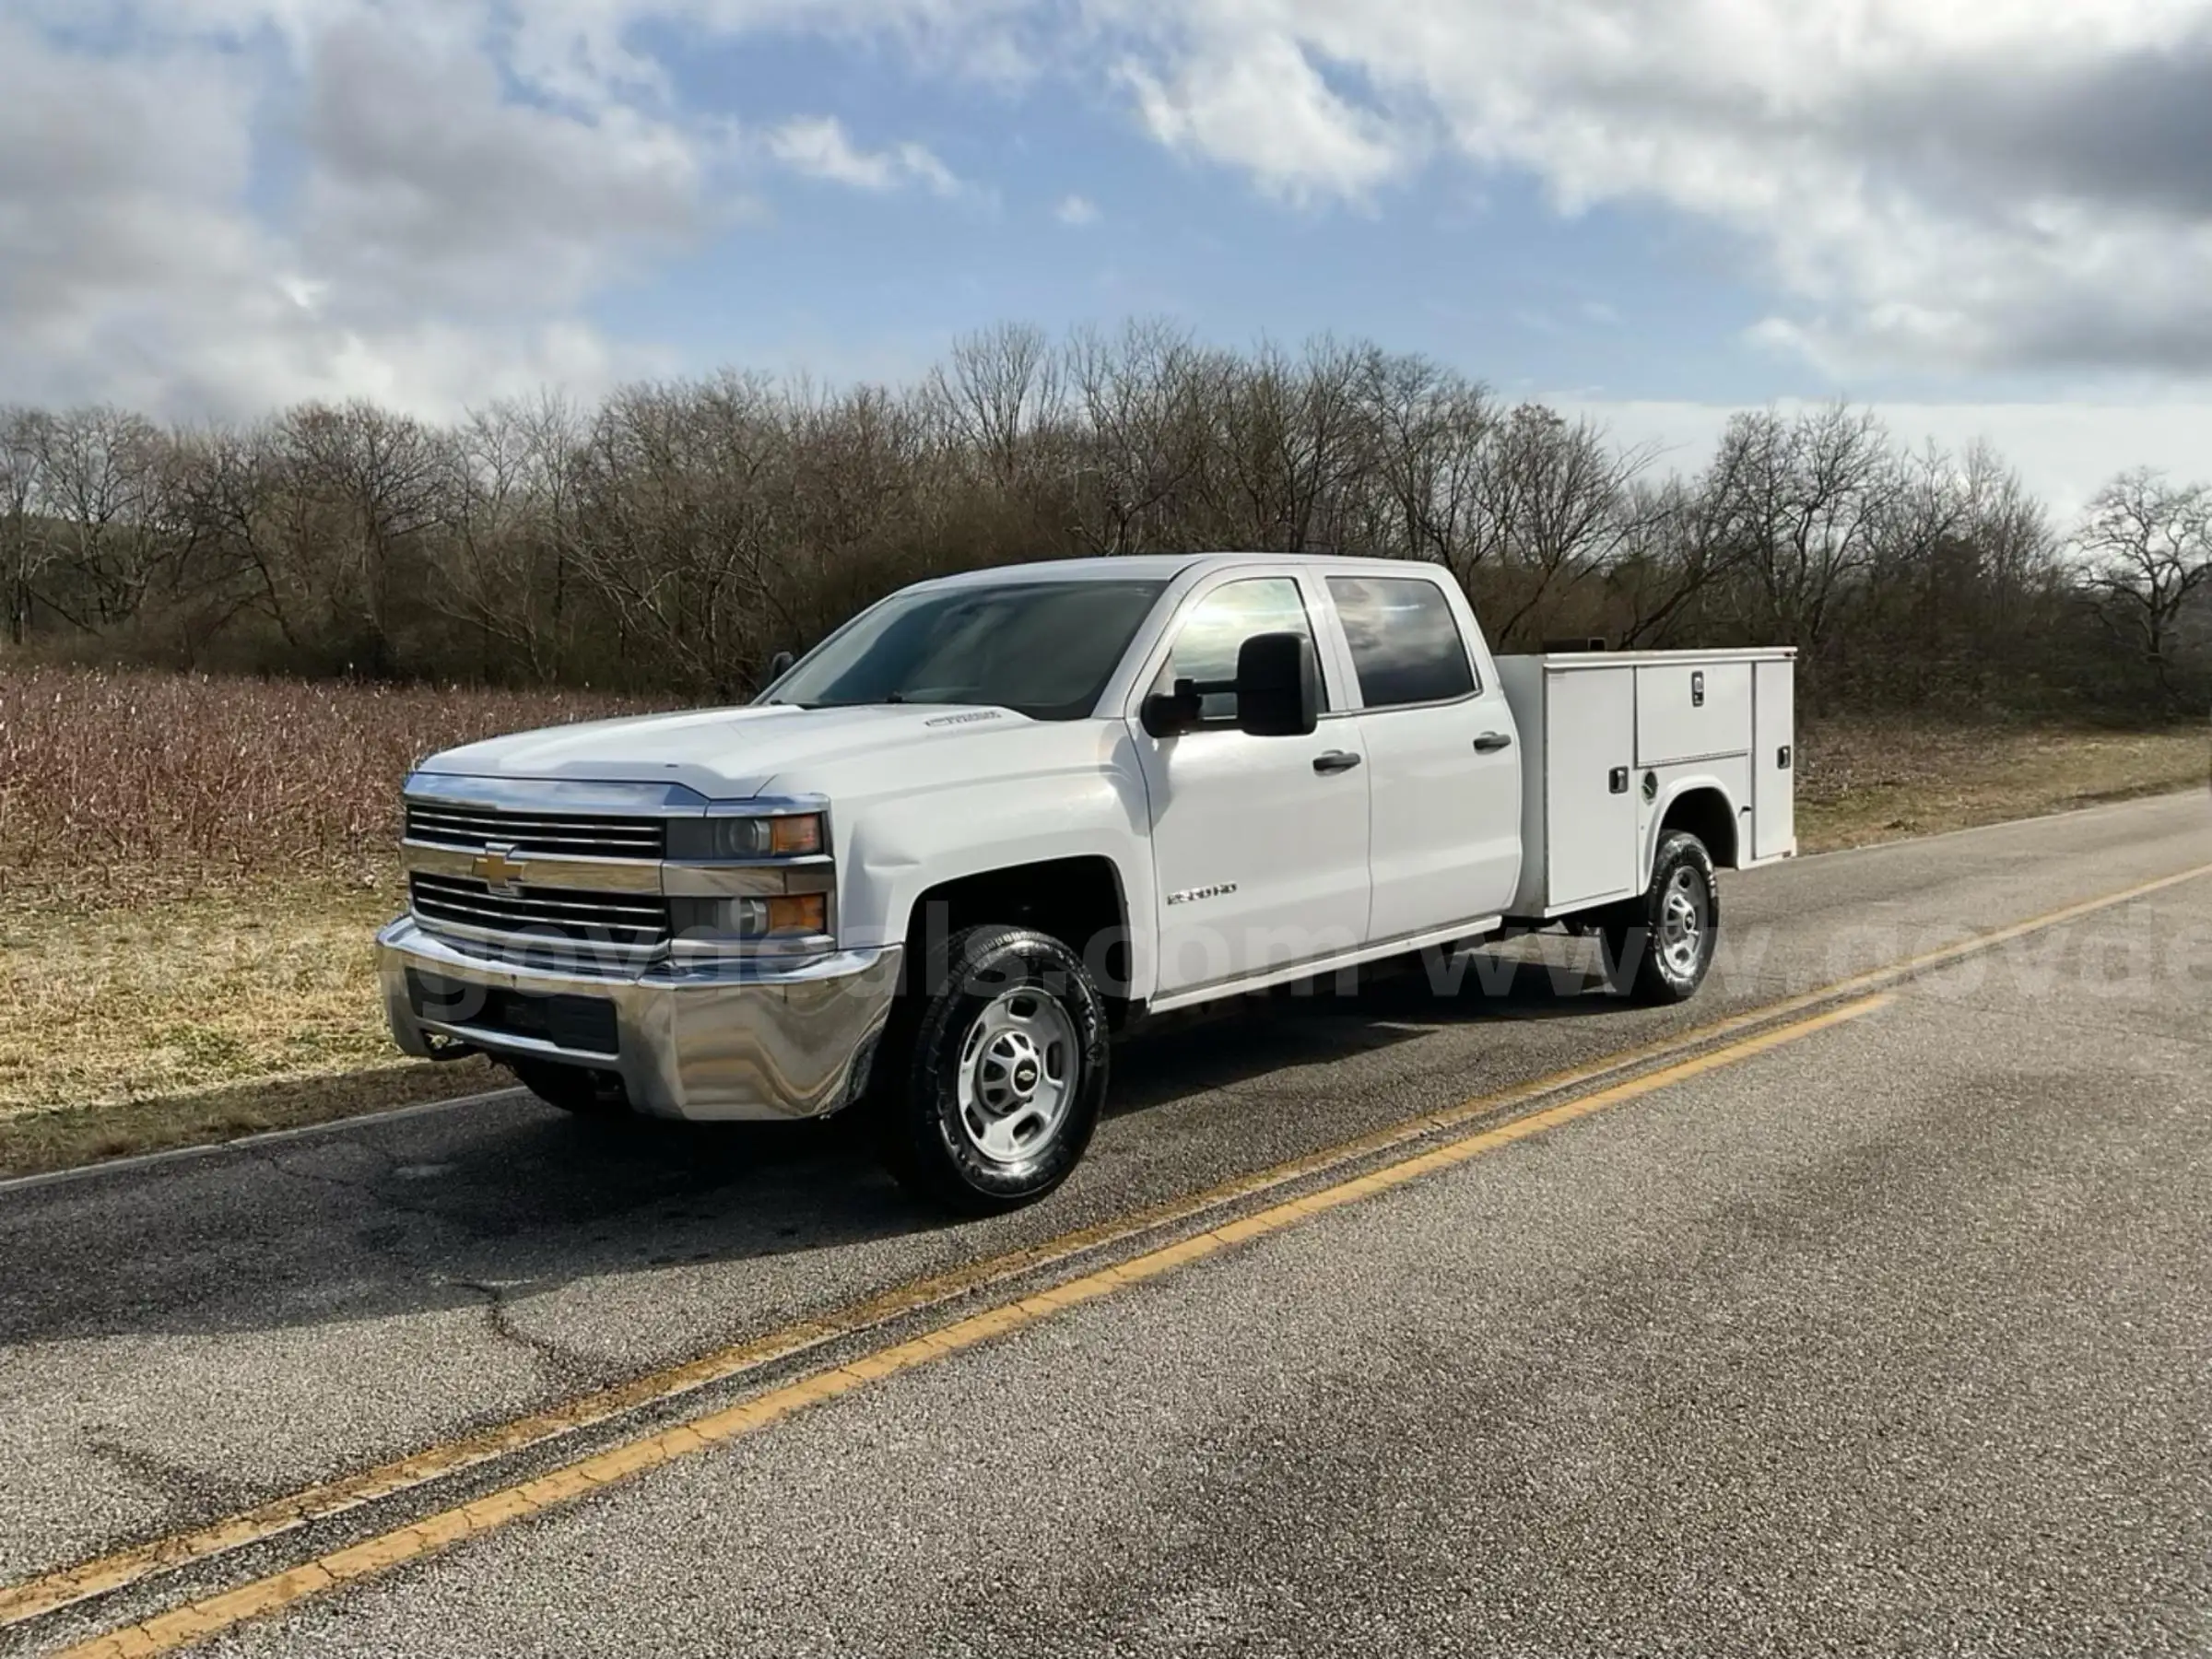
[472, 843, 530, 895]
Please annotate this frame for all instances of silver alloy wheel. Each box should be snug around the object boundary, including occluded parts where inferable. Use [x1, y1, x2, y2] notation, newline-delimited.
[1658, 864, 1706, 980]
[956, 987, 1080, 1166]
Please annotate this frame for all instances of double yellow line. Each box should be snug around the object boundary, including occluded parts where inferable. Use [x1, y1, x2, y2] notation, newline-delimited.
[56, 994, 1893, 1659]
[20, 856, 2212, 1656]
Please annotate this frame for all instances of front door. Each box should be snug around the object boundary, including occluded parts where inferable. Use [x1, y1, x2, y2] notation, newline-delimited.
[1132, 574, 1371, 998]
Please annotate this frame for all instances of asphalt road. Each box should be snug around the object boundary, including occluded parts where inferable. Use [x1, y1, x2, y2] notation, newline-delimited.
[5, 792, 2210, 1655]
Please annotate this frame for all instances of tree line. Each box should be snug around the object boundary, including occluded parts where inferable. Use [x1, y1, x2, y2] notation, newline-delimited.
[3, 323, 2207, 716]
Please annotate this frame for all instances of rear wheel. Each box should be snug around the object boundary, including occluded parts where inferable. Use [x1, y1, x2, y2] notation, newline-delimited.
[1601, 831, 1718, 1005]
[874, 924, 1110, 1213]
[509, 1059, 632, 1118]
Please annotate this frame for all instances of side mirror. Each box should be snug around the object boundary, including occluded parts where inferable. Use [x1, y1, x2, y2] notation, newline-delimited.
[766, 650, 795, 682]
[1234, 631, 1320, 738]
[1141, 683, 1203, 739]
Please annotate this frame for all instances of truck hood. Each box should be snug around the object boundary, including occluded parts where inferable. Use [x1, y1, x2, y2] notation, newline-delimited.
[418, 702, 1045, 800]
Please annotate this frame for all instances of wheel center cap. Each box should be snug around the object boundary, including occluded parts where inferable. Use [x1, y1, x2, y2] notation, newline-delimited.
[1012, 1060, 1040, 1093]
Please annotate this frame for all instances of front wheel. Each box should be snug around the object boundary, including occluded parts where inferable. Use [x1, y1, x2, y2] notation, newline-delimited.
[874, 924, 1111, 1214]
[1601, 831, 1719, 1006]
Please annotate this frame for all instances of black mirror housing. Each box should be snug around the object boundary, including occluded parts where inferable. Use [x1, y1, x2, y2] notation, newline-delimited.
[767, 650, 796, 682]
[1140, 684, 1203, 739]
[1234, 631, 1320, 738]
[1140, 638, 1317, 740]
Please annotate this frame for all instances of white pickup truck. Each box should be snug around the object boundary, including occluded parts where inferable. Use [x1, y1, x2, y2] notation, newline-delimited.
[380, 555, 1794, 1209]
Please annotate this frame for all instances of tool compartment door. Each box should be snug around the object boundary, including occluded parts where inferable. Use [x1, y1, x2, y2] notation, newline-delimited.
[1543, 666, 1639, 911]
[1752, 658, 1796, 859]
[1636, 661, 1752, 767]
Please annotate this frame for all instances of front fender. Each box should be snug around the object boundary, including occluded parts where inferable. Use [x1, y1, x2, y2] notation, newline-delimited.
[830, 737, 1158, 994]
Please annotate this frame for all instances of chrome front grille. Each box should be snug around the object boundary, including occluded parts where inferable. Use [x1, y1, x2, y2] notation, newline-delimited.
[410, 874, 671, 952]
[404, 803, 666, 861]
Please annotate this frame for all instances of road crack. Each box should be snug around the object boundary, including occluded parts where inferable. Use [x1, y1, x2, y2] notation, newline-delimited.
[450, 1278, 594, 1390]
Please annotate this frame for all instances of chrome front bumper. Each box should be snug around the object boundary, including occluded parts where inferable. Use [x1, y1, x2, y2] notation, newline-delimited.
[378, 919, 903, 1123]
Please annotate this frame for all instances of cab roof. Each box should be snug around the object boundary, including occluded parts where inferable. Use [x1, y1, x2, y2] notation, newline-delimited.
[924, 552, 1428, 588]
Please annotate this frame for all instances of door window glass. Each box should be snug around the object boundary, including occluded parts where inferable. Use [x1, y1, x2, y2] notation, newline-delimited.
[1327, 577, 1477, 709]
[1150, 578, 1322, 723]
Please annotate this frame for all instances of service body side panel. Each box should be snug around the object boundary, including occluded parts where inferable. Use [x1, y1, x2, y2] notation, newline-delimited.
[1499, 647, 1792, 915]
[1494, 657, 1550, 916]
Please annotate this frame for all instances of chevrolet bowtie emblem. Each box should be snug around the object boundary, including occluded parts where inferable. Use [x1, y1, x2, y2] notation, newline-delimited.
[471, 844, 530, 893]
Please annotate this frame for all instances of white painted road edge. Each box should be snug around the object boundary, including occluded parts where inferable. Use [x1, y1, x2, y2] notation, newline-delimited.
[0, 1086, 530, 1199]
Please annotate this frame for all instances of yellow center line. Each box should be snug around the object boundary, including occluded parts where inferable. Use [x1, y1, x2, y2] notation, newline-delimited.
[56, 991, 1895, 1659]
[7, 855, 2208, 1635]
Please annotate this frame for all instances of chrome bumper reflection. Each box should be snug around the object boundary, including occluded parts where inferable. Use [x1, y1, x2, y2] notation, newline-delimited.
[377, 918, 902, 1123]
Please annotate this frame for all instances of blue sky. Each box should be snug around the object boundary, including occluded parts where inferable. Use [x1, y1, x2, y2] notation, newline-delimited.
[6, 0, 2212, 508]
[616, 25, 1772, 406]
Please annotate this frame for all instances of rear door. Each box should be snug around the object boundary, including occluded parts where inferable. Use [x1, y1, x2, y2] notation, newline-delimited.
[1324, 573, 1522, 941]
[1131, 572, 1371, 997]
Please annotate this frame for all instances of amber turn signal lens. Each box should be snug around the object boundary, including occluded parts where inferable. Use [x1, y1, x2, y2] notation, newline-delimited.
[769, 814, 824, 856]
[763, 893, 828, 935]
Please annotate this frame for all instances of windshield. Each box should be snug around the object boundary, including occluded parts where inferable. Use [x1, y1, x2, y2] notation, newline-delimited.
[764, 579, 1168, 721]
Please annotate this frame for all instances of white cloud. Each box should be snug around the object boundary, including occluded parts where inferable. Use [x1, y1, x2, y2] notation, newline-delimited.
[1055, 194, 1101, 227]
[1113, 27, 1410, 206]
[1077, 0, 2212, 377]
[11, 0, 2212, 435]
[764, 115, 966, 197]
[0, 4, 698, 418]
[0, 2, 972, 418]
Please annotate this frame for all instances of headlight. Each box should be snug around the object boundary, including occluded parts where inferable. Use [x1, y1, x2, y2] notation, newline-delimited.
[669, 893, 829, 940]
[668, 813, 824, 861]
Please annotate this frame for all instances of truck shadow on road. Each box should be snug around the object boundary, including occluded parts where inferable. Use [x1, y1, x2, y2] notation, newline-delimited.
[0, 941, 1638, 1350]
[1107, 942, 1630, 1118]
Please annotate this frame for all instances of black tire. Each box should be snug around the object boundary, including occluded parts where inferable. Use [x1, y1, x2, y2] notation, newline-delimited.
[510, 1059, 632, 1118]
[1601, 831, 1719, 1006]
[874, 924, 1111, 1214]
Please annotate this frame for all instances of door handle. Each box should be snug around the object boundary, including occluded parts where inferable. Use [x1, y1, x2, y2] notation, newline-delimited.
[1472, 732, 1513, 754]
[1312, 750, 1364, 775]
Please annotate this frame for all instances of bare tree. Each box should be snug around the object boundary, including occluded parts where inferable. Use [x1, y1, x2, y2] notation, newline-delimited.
[434, 394, 586, 682]
[1356, 350, 1496, 575]
[1700, 405, 1892, 686]
[1470, 405, 1655, 644]
[1065, 321, 1215, 557]
[0, 409, 49, 646]
[928, 324, 1065, 491]
[0, 335, 2194, 723]
[2076, 468, 2212, 708]
[27, 406, 171, 630]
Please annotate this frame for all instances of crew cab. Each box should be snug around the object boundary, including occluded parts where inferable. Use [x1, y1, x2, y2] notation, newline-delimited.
[379, 555, 1795, 1210]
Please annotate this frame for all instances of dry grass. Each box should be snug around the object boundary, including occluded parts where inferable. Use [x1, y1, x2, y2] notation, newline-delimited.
[0, 663, 647, 887]
[0, 877, 505, 1177]
[1796, 719, 2209, 851]
[2, 662, 2205, 1179]
[0, 664, 645, 1177]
